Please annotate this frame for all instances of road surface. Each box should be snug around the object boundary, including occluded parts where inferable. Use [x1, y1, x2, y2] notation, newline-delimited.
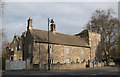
[2, 66, 120, 77]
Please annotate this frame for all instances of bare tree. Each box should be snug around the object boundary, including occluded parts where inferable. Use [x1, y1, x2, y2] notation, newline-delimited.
[0, 0, 4, 17]
[0, 0, 6, 52]
[86, 9, 120, 65]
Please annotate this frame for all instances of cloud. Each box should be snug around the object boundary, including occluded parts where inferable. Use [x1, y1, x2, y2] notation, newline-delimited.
[3, 2, 118, 41]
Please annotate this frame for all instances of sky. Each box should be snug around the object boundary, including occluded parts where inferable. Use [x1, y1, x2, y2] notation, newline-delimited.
[4, 0, 120, 2]
[2, 0, 119, 42]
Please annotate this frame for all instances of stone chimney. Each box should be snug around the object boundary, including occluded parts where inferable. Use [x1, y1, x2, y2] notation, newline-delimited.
[50, 19, 56, 33]
[27, 17, 32, 30]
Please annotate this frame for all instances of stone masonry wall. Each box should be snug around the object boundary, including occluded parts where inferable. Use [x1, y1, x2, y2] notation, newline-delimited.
[51, 63, 85, 70]
[89, 32, 101, 62]
[33, 43, 90, 70]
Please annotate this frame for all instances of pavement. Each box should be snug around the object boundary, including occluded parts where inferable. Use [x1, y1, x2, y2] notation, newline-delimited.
[1, 66, 120, 77]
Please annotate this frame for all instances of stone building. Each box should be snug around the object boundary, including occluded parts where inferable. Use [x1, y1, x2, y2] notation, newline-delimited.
[8, 35, 23, 60]
[23, 17, 91, 70]
[76, 30, 101, 62]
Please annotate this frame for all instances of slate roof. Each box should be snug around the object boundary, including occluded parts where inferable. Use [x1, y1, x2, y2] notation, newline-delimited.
[76, 29, 89, 35]
[29, 29, 90, 48]
[10, 35, 21, 48]
[75, 29, 89, 44]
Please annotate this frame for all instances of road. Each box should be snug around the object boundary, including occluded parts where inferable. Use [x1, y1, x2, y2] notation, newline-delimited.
[1, 66, 120, 77]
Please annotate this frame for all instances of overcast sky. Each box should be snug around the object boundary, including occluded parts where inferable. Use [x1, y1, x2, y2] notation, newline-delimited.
[2, 1, 118, 42]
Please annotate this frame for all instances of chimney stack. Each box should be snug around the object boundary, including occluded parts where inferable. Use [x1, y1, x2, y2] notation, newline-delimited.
[27, 17, 32, 30]
[50, 19, 56, 33]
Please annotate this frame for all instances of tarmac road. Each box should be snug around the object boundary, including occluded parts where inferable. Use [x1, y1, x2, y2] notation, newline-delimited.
[1, 66, 120, 77]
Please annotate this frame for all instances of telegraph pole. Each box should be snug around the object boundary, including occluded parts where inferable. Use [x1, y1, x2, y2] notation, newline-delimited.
[48, 18, 50, 70]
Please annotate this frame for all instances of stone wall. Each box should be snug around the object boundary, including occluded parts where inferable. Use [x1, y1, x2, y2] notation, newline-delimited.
[89, 32, 101, 61]
[51, 63, 86, 70]
[33, 43, 90, 70]
[50, 62, 104, 70]
[76, 30, 101, 63]
[13, 51, 22, 60]
[33, 43, 48, 65]
[23, 30, 34, 60]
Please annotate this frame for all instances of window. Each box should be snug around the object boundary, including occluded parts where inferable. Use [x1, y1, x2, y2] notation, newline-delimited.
[17, 46, 19, 51]
[15, 47, 17, 51]
[19, 46, 21, 50]
[76, 58, 79, 63]
[11, 48, 14, 51]
[64, 47, 69, 54]
[10, 56, 13, 61]
[14, 41, 15, 43]
[50, 58, 54, 64]
[93, 36, 97, 46]
[49, 45, 53, 54]
[81, 48, 85, 59]
[64, 59, 70, 64]
[64, 47, 70, 64]
[29, 45, 32, 54]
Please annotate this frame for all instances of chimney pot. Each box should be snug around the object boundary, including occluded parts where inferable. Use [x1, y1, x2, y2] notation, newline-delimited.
[27, 17, 33, 30]
[50, 19, 56, 33]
